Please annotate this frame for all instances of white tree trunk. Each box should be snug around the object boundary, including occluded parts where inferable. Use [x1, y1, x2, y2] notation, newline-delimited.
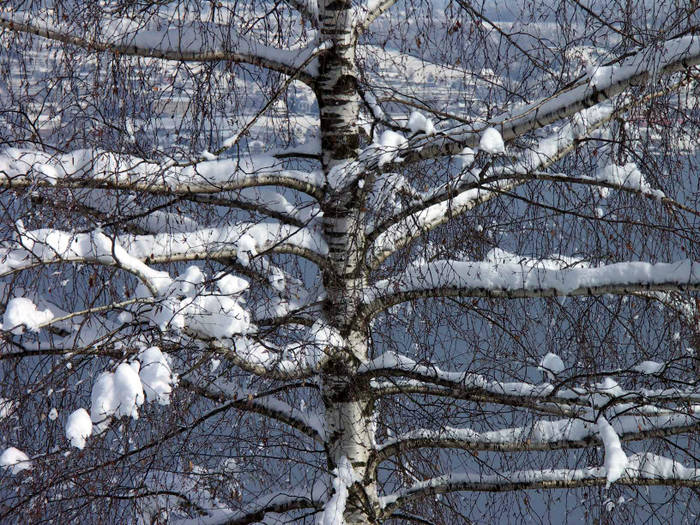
[317, 2, 378, 522]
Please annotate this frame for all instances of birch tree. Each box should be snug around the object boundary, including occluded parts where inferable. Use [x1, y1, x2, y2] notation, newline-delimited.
[1, 1, 700, 523]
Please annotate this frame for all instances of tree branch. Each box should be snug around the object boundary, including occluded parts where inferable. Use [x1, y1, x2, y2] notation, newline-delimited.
[381, 453, 700, 517]
[373, 33, 700, 170]
[193, 493, 322, 525]
[366, 74, 689, 267]
[0, 13, 321, 84]
[359, 259, 700, 324]
[179, 377, 325, 442]
[0, 223, 330, 279]
[0, 149, 326, 200]
[356, 1, 399, 35]
[371, 411, 700, 471]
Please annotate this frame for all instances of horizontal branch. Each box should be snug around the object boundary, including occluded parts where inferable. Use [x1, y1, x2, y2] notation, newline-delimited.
[184, 193, 312, 229]
[0, 149, 325, 200]
[0, 223, 329, 280]
[0, 13, 322, 84]
[381, 452, 700, 516]
[371, 410, 700, 471]
[359, 259, 700, 324]
[363, 352, 700, 416]
[185, 494, 320, 525]
[370, 379, 577, 417]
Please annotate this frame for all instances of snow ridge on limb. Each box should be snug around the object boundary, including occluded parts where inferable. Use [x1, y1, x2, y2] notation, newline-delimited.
[172, 490, 323, 525]
[0, 229, 171, 296]
[0, 148, 325, 199]
[359, 259, 700, 323]
[371, 410, 700, 470]
[0, 12, 324, 83]
[379, 453, 700, 517]
[362, 351, 700, 415]
[0, 222, 328, 280]
[380, 34, 700, 168]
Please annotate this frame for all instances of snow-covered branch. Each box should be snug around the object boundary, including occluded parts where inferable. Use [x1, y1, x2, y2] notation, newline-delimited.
[360, 259, 700, 323]
[0, 223, 328, 281]
[360, 352, 582, 414]
[0, 13, 324, 84]
[201, 336, 330, 381]
[368, 70, 687, 267]
[0, 149, 325, 199]
[187, 190, 320, 229]
[376, 34, 700, 169]
[380, 453, 700, 516]
[362, 351, 700, 415]
[371, 411, 700, 470]
[0, 229, 171, 296]
[366, 99, 617, 267]
[370, 379, 578, 417]
[174, 492, 322, 525]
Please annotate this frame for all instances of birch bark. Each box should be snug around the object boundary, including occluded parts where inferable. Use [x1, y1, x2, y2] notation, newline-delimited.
[316, 2, 378, 522]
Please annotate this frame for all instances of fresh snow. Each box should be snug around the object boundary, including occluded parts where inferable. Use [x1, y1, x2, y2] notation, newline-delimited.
[538, 352, 565, 378]
[595, 163, 664, 199]
[408, 111, 435, 136]
[0, 447, 32, 474]
[479, 127, 505, 154]
[1, 222, 327, 278]
[215, 272, 250, 296]
[1, 12, 324, 78]
[139, 347, 175, 405]
[456, 147, 476, 171]
[487, 248, 588, 270]
[597, 416, 628, 486]
[373, 130, 408, 166]
[633, 361, 665, 374]
[0, 398, 14, 419]
[0, 147, 324, 194]
[2, 297, 54, 334]
[91, 362, 145, 424]
[66, 408, 93, 449]
[365, 259, 700, 306]
[378, 409, 700, 452]
[318, 456, 359, 525]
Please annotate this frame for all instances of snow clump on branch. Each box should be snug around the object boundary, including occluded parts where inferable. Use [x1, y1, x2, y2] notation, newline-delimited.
[0, 447, 32, 474]
[479, 127, 505, 154]
[66, 409, 93, 449]
[538, 352, 565, 379]
[408, 111, 435, 135]
[1, 297, 54, 334]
